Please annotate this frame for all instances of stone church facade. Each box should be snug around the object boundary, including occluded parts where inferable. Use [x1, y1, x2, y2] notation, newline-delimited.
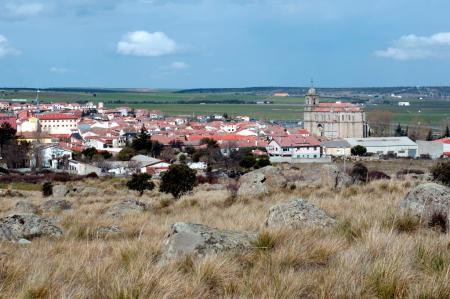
[303, 87, 368, 139]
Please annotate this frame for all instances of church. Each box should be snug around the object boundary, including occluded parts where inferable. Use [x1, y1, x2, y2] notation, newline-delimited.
[303, 87, 368, 139]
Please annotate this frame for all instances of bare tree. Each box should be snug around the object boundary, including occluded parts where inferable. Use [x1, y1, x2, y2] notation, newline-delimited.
[367, 110, 393, 136]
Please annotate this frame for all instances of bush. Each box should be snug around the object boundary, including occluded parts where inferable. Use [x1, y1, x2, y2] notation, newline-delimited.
[160, 164, 197, 198]
[396, 169, 425, 178]
[349, 162, 368, 183]
[126, 173, 155, 196]
[368, 170, 391, 181]
[256, 156, 271, 168]
[351, 145, 367, 156]
[239, 155, 256, 169]
[42, 182, 53, 197]
[430, 161, 450, 187]
[85, 172, 99, 179]
[428, 211, 448, 233]
[117, 146, 137, 161]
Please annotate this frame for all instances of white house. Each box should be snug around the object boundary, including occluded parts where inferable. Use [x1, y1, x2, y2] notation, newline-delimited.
[37, 112, 81, 135]
[266, 136, 322, 158]
[398, 102, 410, 106]
[345, 137, 418, 158]
[35, 144, 73, 169]
[68, 160, 102, 176]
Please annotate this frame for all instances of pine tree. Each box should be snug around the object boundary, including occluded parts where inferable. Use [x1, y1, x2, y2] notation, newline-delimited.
[404, 126, 409, 137]
[445, 125, 450, 138]
[394, 123, 402, 137]
[426, 129, 433, 141]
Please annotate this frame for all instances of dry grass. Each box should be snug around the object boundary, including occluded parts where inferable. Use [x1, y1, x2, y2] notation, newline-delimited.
[0, 174, 449, 298]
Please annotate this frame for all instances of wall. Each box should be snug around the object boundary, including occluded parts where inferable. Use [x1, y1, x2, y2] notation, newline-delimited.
[269, 156, 332, 164]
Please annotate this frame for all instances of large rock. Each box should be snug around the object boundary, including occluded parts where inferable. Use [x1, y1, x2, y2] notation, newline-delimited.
[266, 199, 336, 228]
[284, 164, 352, 189]
[400, 183, 450, 224]
[162, 222, 257, 260]
[0, 214, 63, 241]
[42, 199, 73, 212]
[14, 201, 39, 214]
[52, 185, 69, 197]
[237, 166, 287, 197]
[105, 200, 148, 217]
[96, 225, 122, 238]
[72, 186, 100, 196]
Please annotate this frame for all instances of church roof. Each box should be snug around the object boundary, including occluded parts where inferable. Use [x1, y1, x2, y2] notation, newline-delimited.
[313, 102, 362, 113]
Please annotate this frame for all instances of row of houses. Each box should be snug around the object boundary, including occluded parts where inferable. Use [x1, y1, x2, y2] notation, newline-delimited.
[268, 136, 450, 159]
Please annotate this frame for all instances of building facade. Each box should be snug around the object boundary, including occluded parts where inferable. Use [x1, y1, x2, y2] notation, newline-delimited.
[303, 87, 368, 139]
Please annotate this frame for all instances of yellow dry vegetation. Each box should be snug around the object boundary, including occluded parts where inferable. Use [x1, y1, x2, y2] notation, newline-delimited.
[0, 177, 449, 298]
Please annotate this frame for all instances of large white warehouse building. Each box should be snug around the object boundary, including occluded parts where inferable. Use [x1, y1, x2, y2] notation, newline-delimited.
[345, 137, 418, 158]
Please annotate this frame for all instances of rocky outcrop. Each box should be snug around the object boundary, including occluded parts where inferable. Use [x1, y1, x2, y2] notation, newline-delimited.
[96, 225, 122, 237]
[266, 199, 336, 228]
[105, 200, 148, 217]
[42, 199, 73, 212]
[400, 183, 450, 224]
[237, 166, 287, 197]
[14, 201, 39, 214]
[72, 186, 100, 196]
[288, 164, 353, 189]
[0, 214, 63, 241]
[52, 185, 69, 197]
[162, 222, 257, 260]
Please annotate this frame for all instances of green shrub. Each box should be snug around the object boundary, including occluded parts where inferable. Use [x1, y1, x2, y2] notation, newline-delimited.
[430, 161, 450, 187]
[351, 145, 367, 156]
[349, 162, 368, 183]
[42, 181, 53, 197]
[239, 155, 256, 169]
[126, 173, 155, 196]
[160, 164, 197, 198]
[256, 156, 271, 168]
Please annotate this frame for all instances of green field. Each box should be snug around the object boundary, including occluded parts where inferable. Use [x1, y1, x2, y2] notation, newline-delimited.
[1, 89, 449, 125]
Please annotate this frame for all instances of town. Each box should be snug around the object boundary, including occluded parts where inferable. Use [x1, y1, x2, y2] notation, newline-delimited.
[0, 87, 449, 178]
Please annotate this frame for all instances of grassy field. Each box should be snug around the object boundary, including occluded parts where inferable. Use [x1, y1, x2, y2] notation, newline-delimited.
[0, 165, 449, 298]
[1, 89, 449, 125]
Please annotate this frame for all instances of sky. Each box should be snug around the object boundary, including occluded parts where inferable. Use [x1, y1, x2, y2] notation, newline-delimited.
[0, 0, 450, 88]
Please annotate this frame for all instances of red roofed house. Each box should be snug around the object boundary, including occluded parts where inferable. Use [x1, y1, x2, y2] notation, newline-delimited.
[433, 137, 450, 156]
[303, 86, 368, 139]
[266, 135, 322, 158]
[0, 114, 16, 130]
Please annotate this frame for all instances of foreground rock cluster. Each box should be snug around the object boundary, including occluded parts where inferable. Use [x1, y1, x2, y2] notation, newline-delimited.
[400, 182, 450, 225]
[0, 214, 63, 242]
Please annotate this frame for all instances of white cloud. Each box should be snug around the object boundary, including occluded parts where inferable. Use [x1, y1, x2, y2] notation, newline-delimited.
[170, 61, 189, 70]
[0, 2, 45, 20]
[50, 67, 71, 74]
[0, 35, 20, 58]
[375, 32, 450, 60]
[117, 31, 177, 57]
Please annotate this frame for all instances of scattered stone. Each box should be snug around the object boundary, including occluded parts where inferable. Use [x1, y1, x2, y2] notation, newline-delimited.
[0, 189, 24, 198]
[14, 201, 39, 214]
[400, 183, 450, 225]
[237, 166, 287, 197]
[290, 164, 353, 189]
[162, 222, 257, 260]
[17, 238, 31, 245]
[266, 199, 336, 228]
[52, 185, 69, 197]
[79, 186, 99, 195]
[105, 200, 148, 217]
[96, 225, 122, 237]
[42, 199, 73, 212]
[0, 214, 63, 241]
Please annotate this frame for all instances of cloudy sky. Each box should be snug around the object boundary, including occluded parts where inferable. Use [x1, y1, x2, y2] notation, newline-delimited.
[0, 0, 449, 88]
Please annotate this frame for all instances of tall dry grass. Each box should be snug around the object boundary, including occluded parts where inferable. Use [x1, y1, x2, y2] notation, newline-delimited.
[0, 176, 448, 298]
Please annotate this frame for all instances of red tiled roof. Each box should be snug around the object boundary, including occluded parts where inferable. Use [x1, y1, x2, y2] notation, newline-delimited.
[272, 135, 321, 147]
[434, 138, 450, 144]
[313, 102, 362, 113]
[37, 111, 81, 120]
